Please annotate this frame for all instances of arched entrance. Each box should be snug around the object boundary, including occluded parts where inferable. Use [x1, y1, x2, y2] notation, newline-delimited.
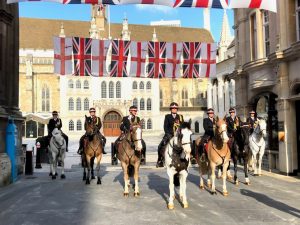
[103, 111, 122, 137]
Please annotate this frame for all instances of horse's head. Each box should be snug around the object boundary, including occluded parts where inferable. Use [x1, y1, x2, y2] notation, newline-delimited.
[256, 119, 267, 137]
[52, 128, 64, 146]
[215, 116, 229, 143]
[176, 121, 193, 155]
[130, 122, 143, 151]
[85, 115, 97, 136]
[239, 123, 250, 144]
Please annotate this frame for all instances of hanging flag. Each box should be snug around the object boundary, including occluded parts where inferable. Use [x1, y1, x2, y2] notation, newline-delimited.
[229, 0, 277, 12]
[7, 0, 119, 4]
[174, 0, 228, 8]
[109, 40, 131, 77]
[165, 42, 182, 78]
[7, 0, 60, 3]
[73, 37, 92, 76]
[182, 42, 202, 78]
[120, 0, 173, 7]
[147, 42, 167, 79]
[91, 39, 110, 77]
[200, 43, 217, 78]
[54, 37, 73, 75]
[130, 41, 147, 78]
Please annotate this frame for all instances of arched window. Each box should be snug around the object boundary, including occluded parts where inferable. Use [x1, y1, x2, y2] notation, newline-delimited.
[133, 98, 138, 108]
[84, 98, 89, 111]
[68, 80, 74, 89]
[147, 98, 152, 111]
[77, 120, 82, 131]
[146, 81, 151, 90]
[76, 98, 81, 111]
[160, 89, 163, 107]
[147, 119, 152, 130]
[141, 120, 145, 129]
[42, 85, 50, 112]
[195, 121, 200, 133]
[76, 80, 81, 89]
[101, 81, 107, 98]
[69, 120, 74, 131]
[109, 81, 114, 98]
[140, 98, 145, 110]
[139, 81, 144, 90]
[83, 80, 89, 89]
[132, 81, 137, 90]
[116, 81, 121, 98]
[68, 98, 74, 111]
[182, 88, 188, 107]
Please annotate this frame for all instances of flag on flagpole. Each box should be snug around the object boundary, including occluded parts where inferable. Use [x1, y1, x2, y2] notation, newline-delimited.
[182, 42, 202, 78]
[7, 0, 119, 4]
[130, 41, 147, 78]
[165, 42, 182, 78]
[73, 37, 92, 76]
[109, 40, 131, 77]
[229, 0, 277, 13]
[91, 39, 110, 77]
[120, 0, 173, 7]
[174, 0, 228, 8]
[147, 42, 167, 79]
[200, 43, 217, 78]
[54, 37, 73, 75]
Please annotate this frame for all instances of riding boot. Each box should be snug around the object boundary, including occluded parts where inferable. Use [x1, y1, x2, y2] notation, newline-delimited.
[156, 141, 165, 168]
[77, 136, 84, 155]
[102, 136, 107, 154]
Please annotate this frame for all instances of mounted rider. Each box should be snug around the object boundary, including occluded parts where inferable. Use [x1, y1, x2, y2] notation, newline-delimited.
[48, 111, 69, 152]
[156, 102, 184, 168]
[246, 110, 258, 134]
[112, 105, 146, 164]
[77, 107, 107, 155]
[226, 107, 241, 149]
[198, 108, 216, 156]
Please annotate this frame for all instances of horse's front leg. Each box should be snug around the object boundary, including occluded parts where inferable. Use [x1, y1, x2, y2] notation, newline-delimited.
[85, 155, 91, 185]
[167, 168, 175, 209]
[133, 163, 140, 197]
[252, 153, 258, 175]
[51, 152, 57, 179]
[60, 153, 66, 179]
[181, 171, 189, 208]
[91, 156, 95, 179]
[210, 163, 216, 195]
[121, 162, 129, 197]
[95, 156, 102, 185]
[199, 166, 204, 190]
[258, 153, 263, 176]
[222, 161, 229, 196]
[233, 155, 238, 185]
[244, 157, 250, 185]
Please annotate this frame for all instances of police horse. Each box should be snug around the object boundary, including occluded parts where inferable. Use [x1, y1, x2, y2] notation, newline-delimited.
[249, 119, 267, 176]
[165, 121, 193, 209]
[48, 128, 66, 179]
[197, 116, 231, 196]
[115, 122, 143, 197]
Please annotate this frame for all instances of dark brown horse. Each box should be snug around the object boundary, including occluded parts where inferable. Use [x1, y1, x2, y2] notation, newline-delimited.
[115, 122, 143, 197]
[83, 115, 103, 185]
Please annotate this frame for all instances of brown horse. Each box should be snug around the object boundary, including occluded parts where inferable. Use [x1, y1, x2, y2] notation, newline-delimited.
[83, 115, 103, 185]
[196, 116, 230, 196]
[115, 122, 143, 197]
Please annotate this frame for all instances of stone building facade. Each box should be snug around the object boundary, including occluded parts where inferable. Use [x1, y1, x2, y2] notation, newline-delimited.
[233, 0, 300, 175]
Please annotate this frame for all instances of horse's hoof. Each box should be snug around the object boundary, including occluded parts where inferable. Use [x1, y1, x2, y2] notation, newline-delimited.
[235, 181, 239, 186]
[97, 179, 101, 185]
[83, 177, 86, 181]
[134, 192, 140, 197]
[223, 191, 229, 197]
[167, 204, 174, 210]
[61, 174, 66, 179]
[227, 175, 233, 181]
[183, 203, 189, 209]
[245, 182, 251, 186]
[91, 176, 96, 180]
[55, 173, 58, 176]
[199, 185, 204, 190]
[49, 173, 52, 176]
[124, 193, 129, 197]
[258, 174, 262, 177]
[207, 184, 212, 189]
[52, 175, 56, 180]
[86, 180, 90, 185]
[211, 191, 217, 195]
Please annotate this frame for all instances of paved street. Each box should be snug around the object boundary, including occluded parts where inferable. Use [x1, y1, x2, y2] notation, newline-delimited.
[0, 137, 300, 225]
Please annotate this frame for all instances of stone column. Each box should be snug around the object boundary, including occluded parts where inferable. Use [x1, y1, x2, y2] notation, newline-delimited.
[256, 10, 264, 59]
[224, 80, 229, 113]
[217, 78, 225, 116]
[207, 80, 213, 109]
[212, 82, 218, 113]
[230, 79, 236, 107]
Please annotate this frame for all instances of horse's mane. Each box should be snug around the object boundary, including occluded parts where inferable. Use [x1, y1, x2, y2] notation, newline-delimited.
[180, 121, 191, 130]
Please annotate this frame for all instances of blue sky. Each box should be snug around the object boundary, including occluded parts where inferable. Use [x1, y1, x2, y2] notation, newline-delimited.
[19, 2, 234, 42]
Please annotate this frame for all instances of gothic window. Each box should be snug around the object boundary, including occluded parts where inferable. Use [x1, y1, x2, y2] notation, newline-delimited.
[140, 98, 145, 110]
[42, 85, 50, 112]
[77, 120, 82, 131]
[68, 98, 74, 111]
[109, 81, 114, 98]
[133, 98, 138, 108]
[141, 120, 145, 129]
[83, 80, 89, 89]
[146, 81, 152, 90]
[84, 98, 89, 111]
[182, 88, 188, 107]
[139, 81, 144, 90]
[76, 80, 81, 89]
[101, 81, 107, 98]
[116, 81, 121, 98]
[250, 13, 257, 60]
[160, 89, 163, 107]
[195, 121, 200, 133]
[147, 119, 152, 130]
[69, 120, 74, 131]
[76, 98, 82, 111]
[263, 11, 270, 57]
[68, 80, 74, 89]
[296, 1, 300, 41]
[147, 98, 152, 111]
[132, 81, 137, 89]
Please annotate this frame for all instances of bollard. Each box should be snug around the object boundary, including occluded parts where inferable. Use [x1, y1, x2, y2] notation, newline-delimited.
[35, 142, 42, 169]
[111, 142, 118, 165]
[25, 147, 33, 175]
[5, 118, 17, 182]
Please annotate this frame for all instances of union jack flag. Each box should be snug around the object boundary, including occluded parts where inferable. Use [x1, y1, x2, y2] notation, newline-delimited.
[91, 39, 110, 77]
[165, 42, 182, 78]
[230, 0, 277, 12]
[200, 43, 217, 78]
[147, 42, 167, 79]
[7, 0, 119, 4]
[130, 41, 147, 77]
[73, 37, 92, 76]
[174, 0, 228, 8]
[109, 40, 131, 77]
[182, 42, 202, 78]
[120, 0, 173, 6]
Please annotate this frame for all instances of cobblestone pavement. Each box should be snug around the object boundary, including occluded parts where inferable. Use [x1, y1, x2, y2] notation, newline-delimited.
[0, 137, 299, 225]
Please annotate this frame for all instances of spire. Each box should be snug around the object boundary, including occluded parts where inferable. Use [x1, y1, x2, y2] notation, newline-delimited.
[89, 17, 99, 39]
[59, 22, 65, 38]
[152, 28, 158, 42]
[121, 15, 131, 41]
[218, 9, 233, 62]
[203, 8, 211, 32]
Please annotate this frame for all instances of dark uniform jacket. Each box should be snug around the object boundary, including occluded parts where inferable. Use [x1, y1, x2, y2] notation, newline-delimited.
[48, 118, 62, 135]
[246, 117, 258, 129]
[226, 116, 240, 136]
[164, 114, 184, 136]
[86, 116, 102, 132]
[203, 117, 216, 138]
[120, 116, 141, 132]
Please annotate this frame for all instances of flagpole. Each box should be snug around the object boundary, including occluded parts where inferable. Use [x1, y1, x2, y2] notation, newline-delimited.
[108, 4, 111, 39]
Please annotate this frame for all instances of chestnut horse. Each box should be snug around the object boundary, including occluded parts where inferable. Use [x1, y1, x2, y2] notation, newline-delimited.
[115, 122, 143, 197]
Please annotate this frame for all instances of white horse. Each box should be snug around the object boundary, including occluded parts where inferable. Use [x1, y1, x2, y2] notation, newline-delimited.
[249, 119, 267, 176]
[48, 128, 66, 179]
[165, 121, 193, 210]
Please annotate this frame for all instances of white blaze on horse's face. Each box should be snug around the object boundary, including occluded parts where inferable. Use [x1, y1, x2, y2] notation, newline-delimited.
[134, 127, 143, 151]
[181, 128, 192, 154]
[259, 120, 267, 137]
[221, 123, 229, 143]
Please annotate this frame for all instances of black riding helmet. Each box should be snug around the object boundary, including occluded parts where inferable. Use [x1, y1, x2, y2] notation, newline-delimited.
[169, 102, 179, 110]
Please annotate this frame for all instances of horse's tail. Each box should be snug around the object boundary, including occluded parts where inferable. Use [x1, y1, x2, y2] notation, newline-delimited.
[128, 165, 134, 177]
[173, 173, 180, 187]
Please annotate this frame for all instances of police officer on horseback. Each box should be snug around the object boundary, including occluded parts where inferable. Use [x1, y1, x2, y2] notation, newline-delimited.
[247, 110, 258, 134]
[156, 102, 184, 168]
[198, 108, 216, 156]
[112, 105, 146, 164]
[226, 108, 241, 138]
[77, 107, 107, 155]
[48, 111, 69, 152]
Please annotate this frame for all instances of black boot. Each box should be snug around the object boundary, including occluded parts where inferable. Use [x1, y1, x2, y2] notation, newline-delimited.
[77, 148, 83, 155]
[102, 148, 107, 154]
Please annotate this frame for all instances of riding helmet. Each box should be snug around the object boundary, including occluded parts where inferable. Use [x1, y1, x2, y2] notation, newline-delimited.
[169, 102, 179, 110]
[207, 108, 214, 114]
[89, 107, 96, 113]
[129, 105, 138, 112]
[52, 111, 58, 115]
[249, 110, 256, 114]
[229, 107, 235, 113]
